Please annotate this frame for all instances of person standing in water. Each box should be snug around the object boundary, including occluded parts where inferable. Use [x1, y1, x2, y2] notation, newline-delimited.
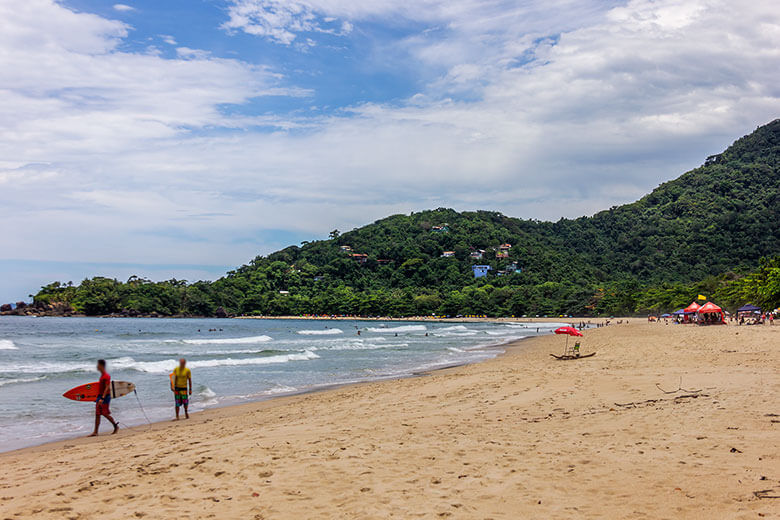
[170, 358, 192, 420]
[89, 359, 119, 436]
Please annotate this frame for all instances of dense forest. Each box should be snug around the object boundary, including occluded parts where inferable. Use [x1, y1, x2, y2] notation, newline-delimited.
[29, 120, 780, 317]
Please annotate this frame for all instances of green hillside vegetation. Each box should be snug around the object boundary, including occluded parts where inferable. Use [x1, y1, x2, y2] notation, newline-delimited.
[32, 120, 780, 317]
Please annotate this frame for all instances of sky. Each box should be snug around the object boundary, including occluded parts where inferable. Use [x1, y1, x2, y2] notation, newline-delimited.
[1, 0, 779, 302]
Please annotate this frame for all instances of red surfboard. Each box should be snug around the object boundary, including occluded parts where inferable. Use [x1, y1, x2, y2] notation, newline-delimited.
[63, 381, 135, 402]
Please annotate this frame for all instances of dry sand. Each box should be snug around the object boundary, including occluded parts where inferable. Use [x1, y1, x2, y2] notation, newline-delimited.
[2, 320, 779, 519]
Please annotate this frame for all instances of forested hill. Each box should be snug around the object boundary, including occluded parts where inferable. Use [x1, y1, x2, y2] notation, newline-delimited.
[28, 119, 780, 317]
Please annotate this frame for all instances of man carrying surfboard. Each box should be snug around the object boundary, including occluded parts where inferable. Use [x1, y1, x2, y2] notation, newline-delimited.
[89, 359, 119, 436]
[170, 358, 192, 420]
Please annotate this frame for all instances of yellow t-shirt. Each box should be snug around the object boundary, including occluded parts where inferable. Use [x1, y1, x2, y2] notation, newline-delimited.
[171, 366, 191, 389]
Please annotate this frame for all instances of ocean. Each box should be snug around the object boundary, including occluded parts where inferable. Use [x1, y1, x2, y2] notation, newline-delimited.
[0, 316, 566, 451]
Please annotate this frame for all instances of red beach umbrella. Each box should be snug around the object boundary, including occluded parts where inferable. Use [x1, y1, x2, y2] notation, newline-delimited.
[554, 326, 583, 355]
[554, 326, 583, 337]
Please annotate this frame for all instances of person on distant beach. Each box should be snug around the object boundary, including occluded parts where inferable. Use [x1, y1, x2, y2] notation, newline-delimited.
[170, 358, 192, 420]
[89, 359, 119, 437]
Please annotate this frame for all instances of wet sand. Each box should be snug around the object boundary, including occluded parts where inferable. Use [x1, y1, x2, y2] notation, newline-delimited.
[1, 320, 778, 519]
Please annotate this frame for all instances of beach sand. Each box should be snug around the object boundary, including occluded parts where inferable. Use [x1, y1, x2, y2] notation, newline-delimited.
[1, 320, 778, 519]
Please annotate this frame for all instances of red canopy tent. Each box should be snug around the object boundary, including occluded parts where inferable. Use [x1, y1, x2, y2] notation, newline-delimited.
[697, 301, 721, 313]
[696, 301, 725, 324]
[678, 301, 701, 323]
[683, 302, 701, 313]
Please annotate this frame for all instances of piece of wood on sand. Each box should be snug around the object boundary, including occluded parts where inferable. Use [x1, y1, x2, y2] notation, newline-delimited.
[549, 352, 596, 360]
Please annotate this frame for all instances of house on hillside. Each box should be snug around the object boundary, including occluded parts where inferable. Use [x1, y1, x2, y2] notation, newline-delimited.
[441, 251, 456, 258]
[350, 253, 368, 264]
[507, 262, 522, 274]
[472, 265, 491, 278]
[497, 264, 522, 276]
[431, 224, 449, 233]
[340, 245, 353, 252]
[495, 243, 511, 259]
[705, 154, 723, 165]
[377, 258, 392, 265]
[470, 249, 485, 260]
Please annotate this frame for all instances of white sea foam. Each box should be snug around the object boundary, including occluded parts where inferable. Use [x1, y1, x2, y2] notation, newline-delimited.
[113, 351, 319, 373]
[158, 348, 285, 356]
[434, 331, 478, 337]
[505, 322, 568, 329]
[297, 328, 343, 335]
[365, 325, 427, 333]
[0, 339, 18, 350]
[196, 386, 219, 406]
[2, 361, 91, 374]
[469, 335, 528, 350]
[0, 376, 46, 387]
[199, 386, 217, 398]
[262, 385, 298, 395]
[165, 335, 273, 345]
[436, 325, 474, 332]
[310, 342, 409, 351]
[447, 347, 466, 353]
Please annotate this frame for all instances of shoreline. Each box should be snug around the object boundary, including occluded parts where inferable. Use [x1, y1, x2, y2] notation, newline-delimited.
[1, 313, 608, 323]
[5, 319, 776, 518]
[0, 335, 524, 456]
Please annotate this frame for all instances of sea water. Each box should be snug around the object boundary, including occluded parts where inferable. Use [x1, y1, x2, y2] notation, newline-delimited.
[0, 317, 567, 451]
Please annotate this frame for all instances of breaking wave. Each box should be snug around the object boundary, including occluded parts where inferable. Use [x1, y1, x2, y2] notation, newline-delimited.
[110, 351, 319, 373]
[0, 339, 18, 350]
[436, 325, 473, 332]
[297, 328, 343, 335]
[0, 376, 46, 387]
[365, 325, 427, 333]
[309, 341, 409, 351]
[165, 335, 273, 345]
[505, 322, 568, 329]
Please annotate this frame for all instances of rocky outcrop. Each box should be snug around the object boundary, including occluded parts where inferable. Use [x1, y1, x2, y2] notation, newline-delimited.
[0, 301, 77, 317]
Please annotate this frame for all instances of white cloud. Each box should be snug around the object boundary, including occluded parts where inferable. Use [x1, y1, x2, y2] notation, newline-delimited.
[113, 3, 135, 12]
[0, 0, 305, 158]
[0, 0, 779, 289]
[221, 0, 363, 44]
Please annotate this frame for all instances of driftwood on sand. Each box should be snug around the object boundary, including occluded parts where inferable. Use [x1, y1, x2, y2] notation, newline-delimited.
[549, 352, 596, 360]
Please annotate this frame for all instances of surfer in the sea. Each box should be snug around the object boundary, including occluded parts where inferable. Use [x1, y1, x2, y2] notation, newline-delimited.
[89, 359, 119, 436]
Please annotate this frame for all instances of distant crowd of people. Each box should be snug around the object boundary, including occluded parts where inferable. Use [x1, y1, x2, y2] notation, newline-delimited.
[650, 312, 775, 326]
[734, 313, 775, 326]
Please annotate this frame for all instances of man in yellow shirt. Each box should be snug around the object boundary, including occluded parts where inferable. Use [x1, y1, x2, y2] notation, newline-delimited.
[170, 358, 192, 420]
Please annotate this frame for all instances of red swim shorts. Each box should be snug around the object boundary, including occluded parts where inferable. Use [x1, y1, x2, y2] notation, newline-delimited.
[95, 401, 111, 416]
